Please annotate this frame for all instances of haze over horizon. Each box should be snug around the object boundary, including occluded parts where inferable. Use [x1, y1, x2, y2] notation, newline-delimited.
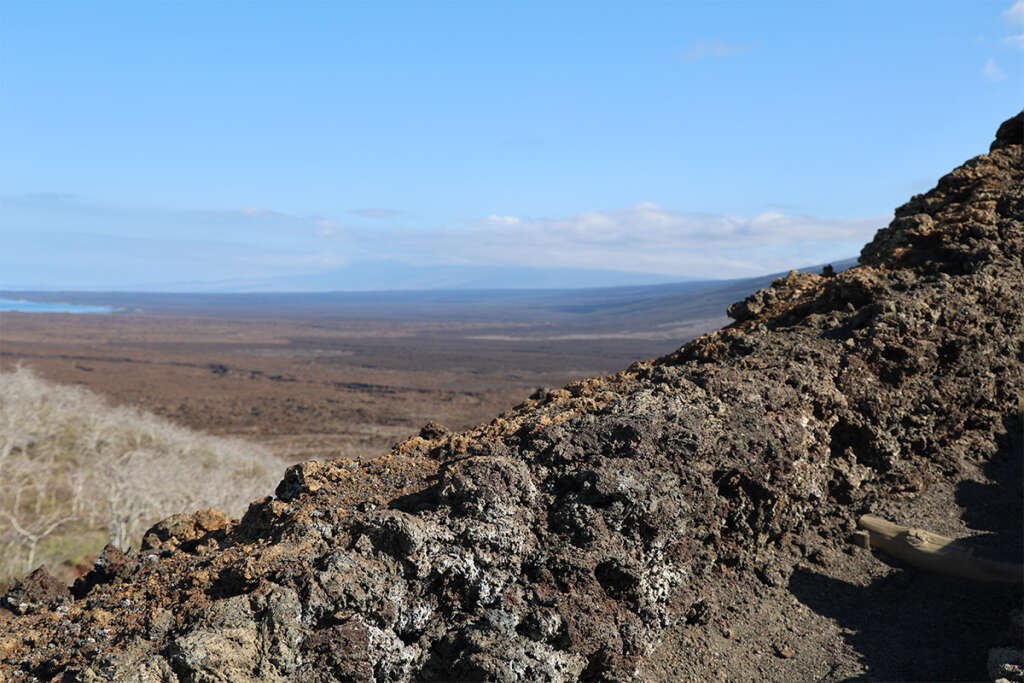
[2, 1, 1021, 291]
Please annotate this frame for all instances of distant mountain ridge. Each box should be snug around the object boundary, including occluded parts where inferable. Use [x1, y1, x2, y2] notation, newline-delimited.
[0, 259, 857, 339]
[106, 262, 687, 293]
[0, 258, 857, 295]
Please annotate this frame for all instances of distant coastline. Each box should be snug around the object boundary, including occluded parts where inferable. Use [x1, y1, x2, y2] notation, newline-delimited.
[0, 298, 114, 314]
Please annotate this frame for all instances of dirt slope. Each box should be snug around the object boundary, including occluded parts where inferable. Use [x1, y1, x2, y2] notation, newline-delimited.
[1, 112, 1021, 682]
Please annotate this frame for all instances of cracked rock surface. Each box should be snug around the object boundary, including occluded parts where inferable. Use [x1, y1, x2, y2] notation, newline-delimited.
[1, 112, 1022, 681]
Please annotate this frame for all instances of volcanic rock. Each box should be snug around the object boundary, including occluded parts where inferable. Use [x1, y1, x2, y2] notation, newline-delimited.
[1, 112, 1021, 681]
[1, 568, 71, 616]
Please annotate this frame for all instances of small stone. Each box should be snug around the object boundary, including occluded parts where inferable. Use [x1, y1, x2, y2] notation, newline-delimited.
[988, 647, 1024, 682]
[774, 644, 795, 659]
[419, 421, 449, 440]
[809, 547, 834, 565]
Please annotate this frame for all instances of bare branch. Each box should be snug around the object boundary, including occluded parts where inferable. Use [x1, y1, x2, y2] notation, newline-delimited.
[857, 514, 1023, 584]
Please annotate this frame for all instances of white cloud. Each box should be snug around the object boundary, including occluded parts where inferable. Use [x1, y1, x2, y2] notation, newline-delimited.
[387, 203, 888, 278]
[683, 40, 751, 63]
[984, 58, 1007, 81]
[486, 214, 520, 225]
[1004, 33, 1024, 48]
[506, 203, 874, 247]
[1004, 0, 1024, 23]
[237, 207, 284, 218]
[4, 190, 885, 283]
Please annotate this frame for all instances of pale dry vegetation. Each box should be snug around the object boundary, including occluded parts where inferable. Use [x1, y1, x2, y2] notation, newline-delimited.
[0, 366, 285, 584]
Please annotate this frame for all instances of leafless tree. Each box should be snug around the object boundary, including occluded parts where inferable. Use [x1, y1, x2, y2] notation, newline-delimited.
[0, 366, 284, 582]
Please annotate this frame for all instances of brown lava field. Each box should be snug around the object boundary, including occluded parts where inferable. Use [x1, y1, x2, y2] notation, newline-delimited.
[0, 299, 721, 464]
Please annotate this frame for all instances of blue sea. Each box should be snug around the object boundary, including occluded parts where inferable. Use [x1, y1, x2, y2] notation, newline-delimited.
[0, 298, 115, 314]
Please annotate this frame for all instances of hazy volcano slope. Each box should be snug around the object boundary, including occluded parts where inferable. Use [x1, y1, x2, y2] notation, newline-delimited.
[1, 113, 1021, 682]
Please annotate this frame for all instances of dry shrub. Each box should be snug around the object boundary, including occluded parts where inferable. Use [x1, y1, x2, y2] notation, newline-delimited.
[0, 365, 284, 582]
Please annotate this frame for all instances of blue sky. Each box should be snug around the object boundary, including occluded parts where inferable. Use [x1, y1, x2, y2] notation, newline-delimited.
[1, 1, 1021, 290]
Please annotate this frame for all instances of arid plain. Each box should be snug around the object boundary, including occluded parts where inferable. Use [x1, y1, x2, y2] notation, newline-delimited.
[0, 281, 747, 464]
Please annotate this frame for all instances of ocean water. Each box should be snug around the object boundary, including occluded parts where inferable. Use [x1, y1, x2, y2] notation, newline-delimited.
[0, 298, 114, 314]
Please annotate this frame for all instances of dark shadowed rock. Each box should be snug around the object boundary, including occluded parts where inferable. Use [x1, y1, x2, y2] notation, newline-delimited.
[0, 111, 1021, 681]
[991, 110, 1023, 151]
[2, 568, 71, 616]
[418, 421, 450, 440]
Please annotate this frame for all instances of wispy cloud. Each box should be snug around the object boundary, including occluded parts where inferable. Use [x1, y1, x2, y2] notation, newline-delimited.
[319, 202, 885, 278]
[237, 250, 349, 268]
[201, 207, 289, 219]
[471, 203, 877, 248]
[453, 203, 883, 276]
[682, 40, 752, 63]
[1004, 33, 1024, 48]
[349, 208, 401, 218]
[984, 58, 1007, 81]
[0, 192, 79, 208]
[1004, 0, 1024, 24]
[1, 192, 346, 253]
[314, 218, 344, 237]
[3, 191, 884, 285]
[237, 207, 285, 218]
[486, 214, 520, 225]
[199, 206, 348, 236]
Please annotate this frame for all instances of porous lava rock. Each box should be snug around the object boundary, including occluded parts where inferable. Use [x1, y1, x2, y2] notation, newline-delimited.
[1, 568, 71, 617]
[1, 112, 1021, 681]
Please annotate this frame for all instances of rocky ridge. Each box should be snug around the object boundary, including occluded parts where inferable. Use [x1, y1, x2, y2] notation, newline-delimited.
[1, 112, 1021, 681]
